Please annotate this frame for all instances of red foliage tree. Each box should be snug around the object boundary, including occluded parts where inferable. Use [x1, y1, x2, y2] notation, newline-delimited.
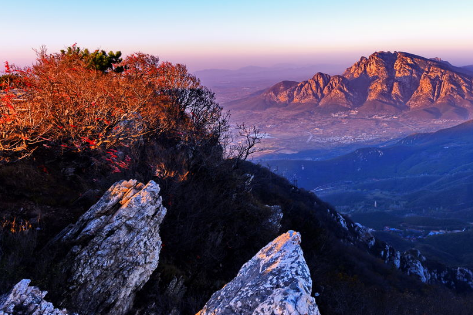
[0, 47, 225, 167]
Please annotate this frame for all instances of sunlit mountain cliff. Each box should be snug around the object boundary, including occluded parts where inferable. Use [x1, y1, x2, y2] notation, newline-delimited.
[228, 51, 473, 119]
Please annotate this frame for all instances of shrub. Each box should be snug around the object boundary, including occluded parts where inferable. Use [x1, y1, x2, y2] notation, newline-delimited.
[0, 47, 226, 168]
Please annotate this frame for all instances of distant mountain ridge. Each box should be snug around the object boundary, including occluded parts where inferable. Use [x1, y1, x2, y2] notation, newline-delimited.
[227, 51, 473, 119]
[193, 63, 345, 103]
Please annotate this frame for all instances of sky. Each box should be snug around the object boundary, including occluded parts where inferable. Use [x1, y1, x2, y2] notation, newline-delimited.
[1, 0, 472, 71]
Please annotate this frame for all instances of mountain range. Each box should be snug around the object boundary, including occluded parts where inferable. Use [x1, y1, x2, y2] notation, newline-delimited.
[227, 51, 473, 119]
[194, 63, 345, 104]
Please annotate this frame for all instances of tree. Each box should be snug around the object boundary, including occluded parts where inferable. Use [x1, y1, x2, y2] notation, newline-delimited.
[229, 123, 262, 169]
[60, 44, 123, 72]
[0, 48, 226, 167]
[0, 74, 22, 90]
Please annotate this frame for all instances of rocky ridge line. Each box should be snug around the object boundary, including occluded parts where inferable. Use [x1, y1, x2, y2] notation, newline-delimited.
[327, 208, 473, 290]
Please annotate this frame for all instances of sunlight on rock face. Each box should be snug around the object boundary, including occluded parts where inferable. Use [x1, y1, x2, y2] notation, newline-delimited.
[198, 230, 321, 315]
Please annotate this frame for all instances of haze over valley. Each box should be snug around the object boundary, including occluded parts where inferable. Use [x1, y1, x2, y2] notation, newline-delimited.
[207, 51, 473, 159]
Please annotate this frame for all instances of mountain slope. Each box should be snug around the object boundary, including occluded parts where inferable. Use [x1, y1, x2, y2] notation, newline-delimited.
[267, 119, 473, 219]
[227, 51, 473, 119]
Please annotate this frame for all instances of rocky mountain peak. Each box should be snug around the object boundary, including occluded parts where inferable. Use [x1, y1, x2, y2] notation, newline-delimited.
[344, 51, 467, 81]
[197, 230, 321, 315]
[312, 72, 331, 84]
[231, 51, 473, 118]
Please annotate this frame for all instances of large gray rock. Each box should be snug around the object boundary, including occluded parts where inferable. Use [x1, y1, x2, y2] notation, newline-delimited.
[197, 230, 321, 315]
[58, 179, 166, 315]
[0, 279, 70, 315]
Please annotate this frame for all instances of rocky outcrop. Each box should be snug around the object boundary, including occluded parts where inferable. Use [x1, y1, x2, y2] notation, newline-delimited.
[56, 179, 166, 315]
[381, 245, 473, 290]
[344, 52, 473, 116]
[229, 51, 473, 118]
[327, 207, 473, 290]
[0, 279, 70, 315]
[197, 230, 321, 315]
[263, 81, 300, 105]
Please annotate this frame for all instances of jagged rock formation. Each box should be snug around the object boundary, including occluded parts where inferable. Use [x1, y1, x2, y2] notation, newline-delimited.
[197, 230, 321, 315]
[0, 279, 70, 315]
[228, 51, 473, 118]
[56, 179, 166, 315]
[381, 245, 473, 289]
[327, 208, 473, 290]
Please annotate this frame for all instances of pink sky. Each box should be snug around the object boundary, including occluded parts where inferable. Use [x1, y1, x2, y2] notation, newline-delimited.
[1, 0, 472, 71]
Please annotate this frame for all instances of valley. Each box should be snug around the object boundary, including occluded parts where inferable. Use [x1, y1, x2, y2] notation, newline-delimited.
[230, 109, 465, 160]
[261, 119, 473, 270]
[263, 119, 473, 217]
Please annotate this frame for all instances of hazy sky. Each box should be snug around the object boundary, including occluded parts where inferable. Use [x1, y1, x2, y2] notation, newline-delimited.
[2, 0, 472, 71]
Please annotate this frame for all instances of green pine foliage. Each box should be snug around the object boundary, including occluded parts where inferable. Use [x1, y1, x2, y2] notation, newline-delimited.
[60, 45, 123, 72]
